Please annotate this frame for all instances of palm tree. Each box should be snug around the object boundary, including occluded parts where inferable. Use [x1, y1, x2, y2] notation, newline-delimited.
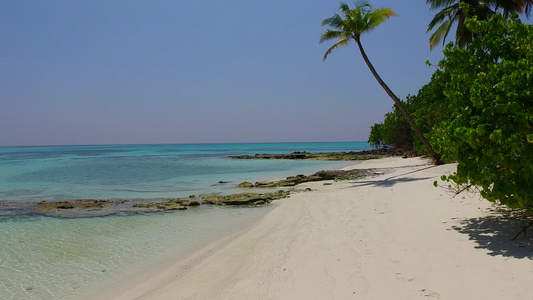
[426, 0, 493, 50]
[320, 2, 443, 164]
[427, 0, 532, 50]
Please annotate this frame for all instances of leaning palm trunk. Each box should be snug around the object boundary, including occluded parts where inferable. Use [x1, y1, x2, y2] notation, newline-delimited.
[321, 2, 443, 165]
[355, 40, 443, 164]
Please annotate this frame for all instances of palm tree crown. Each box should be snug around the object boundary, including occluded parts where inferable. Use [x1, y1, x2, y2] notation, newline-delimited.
[320, 2, 397, 61]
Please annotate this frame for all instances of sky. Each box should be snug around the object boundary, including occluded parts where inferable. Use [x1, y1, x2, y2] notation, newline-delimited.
[1, 0, 447, 146]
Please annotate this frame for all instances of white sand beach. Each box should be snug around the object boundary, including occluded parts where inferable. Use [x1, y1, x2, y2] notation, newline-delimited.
[96, 157, 533, 300]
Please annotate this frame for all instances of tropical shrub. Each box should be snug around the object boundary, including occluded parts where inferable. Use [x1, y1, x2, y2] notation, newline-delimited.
[368, 105, 413, 151]
[368, 123, 386, 149]
[435, 13, 533, 209]
[406, 72, 449, 154]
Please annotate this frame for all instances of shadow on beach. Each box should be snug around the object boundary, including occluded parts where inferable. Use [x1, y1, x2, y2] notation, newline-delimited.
[345, 165, 437, 188]
[347, 176, 433, 188]
[343, 164, 533, 259]
[452, 207, 533, 259]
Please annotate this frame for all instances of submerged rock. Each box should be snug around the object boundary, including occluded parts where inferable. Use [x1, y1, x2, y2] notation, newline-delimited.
[199, 190, 290, 206]
[237, 181, 254, 188]
[133, 199, 200, 211]
[237, 169, 387, 188]
[32, 199, 114, 212]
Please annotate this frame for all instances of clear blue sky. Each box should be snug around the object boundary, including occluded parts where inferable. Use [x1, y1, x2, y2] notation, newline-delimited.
[1, 0, 446, 146]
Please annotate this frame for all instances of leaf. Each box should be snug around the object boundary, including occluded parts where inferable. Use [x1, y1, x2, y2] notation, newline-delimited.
[489, 129, 502, 142]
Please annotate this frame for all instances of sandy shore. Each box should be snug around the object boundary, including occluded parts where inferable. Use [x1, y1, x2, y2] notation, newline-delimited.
[96, 157, 533, 300]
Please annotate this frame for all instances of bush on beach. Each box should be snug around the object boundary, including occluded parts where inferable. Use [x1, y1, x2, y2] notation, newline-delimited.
[435, 13, 533, 210]
[369, 12, 533, 210]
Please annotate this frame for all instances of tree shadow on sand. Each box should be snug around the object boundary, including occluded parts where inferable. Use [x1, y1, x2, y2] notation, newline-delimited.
[451, 207, 533, 259]
[346, 166, 436, 188]
[349, 176, 433, 188]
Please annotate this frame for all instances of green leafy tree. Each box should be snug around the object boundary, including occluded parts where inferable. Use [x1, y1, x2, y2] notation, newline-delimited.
[368, 105, 413, 151]
[320, 1, 443, 164]
[368, 123, 386, 149]
[406, 72, 449, 154]
[435, 13, 533, 209]
[382, 107, 413, 150]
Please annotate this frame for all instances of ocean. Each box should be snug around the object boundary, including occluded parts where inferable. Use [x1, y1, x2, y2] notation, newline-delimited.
[0, 142, 371, 300]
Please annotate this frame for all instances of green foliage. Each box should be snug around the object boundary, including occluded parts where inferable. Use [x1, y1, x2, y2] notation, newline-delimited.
[368, 105, 414, 150]
[435, 13, 533, 209]
[426, 0, 494, 49]
[426, 0, 533, 50]
[368, 73, 449, 154]
[406, 73, 449, 154]
[368, 123, 386, 148]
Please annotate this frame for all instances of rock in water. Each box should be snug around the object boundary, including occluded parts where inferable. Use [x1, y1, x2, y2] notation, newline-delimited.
[237, 181, 254, 188]
[200, 191, 290, 206]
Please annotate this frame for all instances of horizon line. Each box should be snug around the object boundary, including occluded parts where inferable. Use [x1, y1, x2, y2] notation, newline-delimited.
[0, 140, 369, 148]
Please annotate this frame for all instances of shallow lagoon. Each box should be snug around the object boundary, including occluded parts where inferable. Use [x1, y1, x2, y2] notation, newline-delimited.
[0, 205, 274, 300]
[0, 142, 370, 299]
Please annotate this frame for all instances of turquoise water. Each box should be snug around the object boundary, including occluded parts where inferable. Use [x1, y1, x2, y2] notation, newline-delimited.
[0, 142, 371, 300]
[0, 142, 370, 201]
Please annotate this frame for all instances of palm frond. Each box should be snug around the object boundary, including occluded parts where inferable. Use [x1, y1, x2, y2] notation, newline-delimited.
[321, 13, 343, 27]
[427, 4, 459, 31]
[366, 7, 398, 31]
[339, 2, 351, 13]
[493, 0, 533, 18]
[442, 12, 458, 42]
[429, 19, 452, 49]
[319, 30, 346, 44]
[322, 38, 350, 61]
[455, 12, 473, 48]
[526, 1, 533, 17]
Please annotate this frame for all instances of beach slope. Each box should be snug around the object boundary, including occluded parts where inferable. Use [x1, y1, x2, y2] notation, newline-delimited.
[102, 157, 533, 300]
